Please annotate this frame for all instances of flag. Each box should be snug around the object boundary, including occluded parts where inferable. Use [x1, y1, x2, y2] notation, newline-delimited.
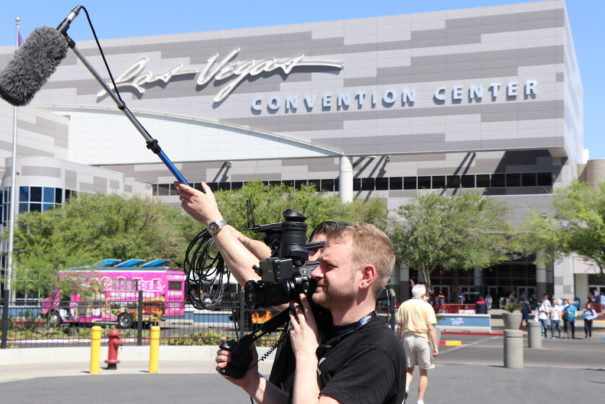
[17, 28, 24, 47]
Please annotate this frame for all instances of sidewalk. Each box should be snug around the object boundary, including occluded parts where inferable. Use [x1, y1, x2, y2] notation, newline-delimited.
[0, 346, 276, 383]
[0, 321, 603, 404]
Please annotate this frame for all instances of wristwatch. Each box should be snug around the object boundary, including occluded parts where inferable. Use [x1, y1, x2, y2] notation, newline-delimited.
[207, 219, 227, 236]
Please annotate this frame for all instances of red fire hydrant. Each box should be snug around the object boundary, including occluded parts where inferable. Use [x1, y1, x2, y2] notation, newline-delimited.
[105, 327, 124, 370]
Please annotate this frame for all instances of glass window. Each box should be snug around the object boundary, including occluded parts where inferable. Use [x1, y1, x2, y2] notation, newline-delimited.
[218, 182, 231, 190]
[43, 187, 55, 202]
[30, 203, 41, 212]
[447, 175, 460, 188]
[281, 180, 294, 188]
[521, 173, 537, 187]
[157, 184, 170, 196]
[43, 203, 53, 211]
[476, 174, 490, 187]
[321, 179, 335, 192]
[55, 188, 63, 203]
[30, 187, 42, 202]
[506, 173, 521, 187]
[403, 177, 417, 190]
[207, 182, 219, 191]
[389, 177, 403, 190]
[361, 178, 375, 191]
[491, 174, 505, 187]
[19, 203, 28, 213]
[418, 176, 431, 189]
[537, 173, 552, 186]
[461, 175, 475, 188]
[168, 281, 183, 291]
[268, 181, 281, 187]
[375, 177, 389, 191]
[353, 178, 361, 191]
[294, 180, 307, 190]
[432, 176, 445, 189]
[308, 179, 321, 190]
[231, 181, 244, 190]
[19, 186, 29, 202]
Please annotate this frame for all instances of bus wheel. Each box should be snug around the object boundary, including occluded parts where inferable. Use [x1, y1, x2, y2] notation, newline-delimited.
[117, 312, 134, 329]
[47, 311, 62, 327]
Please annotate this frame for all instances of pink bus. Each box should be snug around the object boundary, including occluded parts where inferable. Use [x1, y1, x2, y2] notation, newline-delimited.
[40, 259, 186, 328]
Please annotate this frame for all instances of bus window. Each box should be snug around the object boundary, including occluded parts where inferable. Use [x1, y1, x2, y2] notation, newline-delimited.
[168, 281, 183, 291]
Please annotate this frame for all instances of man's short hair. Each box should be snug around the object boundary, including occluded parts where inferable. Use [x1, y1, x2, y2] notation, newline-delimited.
[411, 284, 427, 299]
[326, 222, 395, 297]
[309, 220, 349, 241]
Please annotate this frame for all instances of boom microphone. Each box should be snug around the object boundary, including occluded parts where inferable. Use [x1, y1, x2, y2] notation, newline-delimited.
[57, 6, 83, 35]
[0, 26, 68, 106]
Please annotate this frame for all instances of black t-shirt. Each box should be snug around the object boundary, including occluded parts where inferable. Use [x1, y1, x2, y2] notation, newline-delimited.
[317, 316, 406, 404]
[268, 303, 333, 392]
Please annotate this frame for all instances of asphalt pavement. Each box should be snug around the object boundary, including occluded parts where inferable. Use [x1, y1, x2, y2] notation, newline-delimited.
[1, 323, 604, 403]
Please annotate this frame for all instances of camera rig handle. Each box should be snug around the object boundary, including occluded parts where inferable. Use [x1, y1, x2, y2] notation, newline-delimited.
[219, 308, 290, 378]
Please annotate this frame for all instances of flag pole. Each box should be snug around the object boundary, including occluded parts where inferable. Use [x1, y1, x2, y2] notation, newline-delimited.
[2, 17, 19, 348]
[7, 16, 21, 289]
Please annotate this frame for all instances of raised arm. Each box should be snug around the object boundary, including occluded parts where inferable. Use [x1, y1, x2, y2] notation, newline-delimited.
[174, 181, 266, 286]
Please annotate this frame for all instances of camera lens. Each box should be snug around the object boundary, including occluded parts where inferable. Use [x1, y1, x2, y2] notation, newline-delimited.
[245, 281, 260, 309]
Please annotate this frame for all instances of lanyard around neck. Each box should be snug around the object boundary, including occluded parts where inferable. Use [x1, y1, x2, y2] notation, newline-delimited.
[318, 311, 377, 353]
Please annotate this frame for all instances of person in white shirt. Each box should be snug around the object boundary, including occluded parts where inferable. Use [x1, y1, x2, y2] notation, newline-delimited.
[583, 303, 598, 339]
[548, 298, 562, 338]
[536, 300, 549, 338]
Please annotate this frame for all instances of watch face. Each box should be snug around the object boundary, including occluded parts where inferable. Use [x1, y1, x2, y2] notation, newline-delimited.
[208, 223, 219, 234]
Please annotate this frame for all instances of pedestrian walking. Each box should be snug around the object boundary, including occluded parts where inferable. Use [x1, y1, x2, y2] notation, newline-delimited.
[562, 298, 577, 339]
[397, 284, 439, 404]
[583, 303, 598, 339]
[549, 298, 562, 339]
[520, 296, 531, 329]
[485, 293, 492, 311]
[536, 300, 549, 337]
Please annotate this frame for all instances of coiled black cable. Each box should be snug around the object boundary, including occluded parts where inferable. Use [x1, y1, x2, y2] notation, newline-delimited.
[183, 229, 232, 310]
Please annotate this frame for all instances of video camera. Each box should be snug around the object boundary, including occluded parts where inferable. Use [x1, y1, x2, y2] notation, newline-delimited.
[244, 208, 322, 309]
[220, 208, 323, 378]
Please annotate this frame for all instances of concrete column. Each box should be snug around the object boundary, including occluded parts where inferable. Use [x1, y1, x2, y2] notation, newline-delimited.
[574, 274, 588, 306]
[527, 320, 542, 349]
[584, 158, 605, 186]
[503, 330, 524, 368]
[536, 250, 548, 297]
[339, 156, 353, 203]
[397, 267, 410, 302]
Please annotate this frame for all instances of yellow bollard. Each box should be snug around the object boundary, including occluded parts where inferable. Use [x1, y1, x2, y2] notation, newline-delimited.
[149, 326, 160, 373]
[90, 326, 102, 374]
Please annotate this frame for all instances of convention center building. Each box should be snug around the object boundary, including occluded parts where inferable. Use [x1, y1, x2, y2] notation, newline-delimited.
[1, 0, 602, 304]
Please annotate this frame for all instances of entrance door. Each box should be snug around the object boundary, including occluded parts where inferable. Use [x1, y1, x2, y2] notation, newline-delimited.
[516, 286, 535, 300]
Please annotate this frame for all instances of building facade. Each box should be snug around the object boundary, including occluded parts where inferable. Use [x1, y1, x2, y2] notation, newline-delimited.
[1, 0, 599, 304]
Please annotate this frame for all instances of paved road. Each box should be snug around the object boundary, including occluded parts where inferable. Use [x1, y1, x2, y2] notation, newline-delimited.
[1, 332, 604, 404]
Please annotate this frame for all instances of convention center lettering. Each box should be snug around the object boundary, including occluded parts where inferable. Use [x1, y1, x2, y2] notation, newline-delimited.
[97, 49, 538, 114]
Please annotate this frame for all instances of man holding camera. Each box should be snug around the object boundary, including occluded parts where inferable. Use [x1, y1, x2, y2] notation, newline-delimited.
[174, 182, 406, 404]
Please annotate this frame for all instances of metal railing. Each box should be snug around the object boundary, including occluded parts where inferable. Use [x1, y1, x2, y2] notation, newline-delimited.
[1, 293, 397, 349]
[1, 299, 283, 349]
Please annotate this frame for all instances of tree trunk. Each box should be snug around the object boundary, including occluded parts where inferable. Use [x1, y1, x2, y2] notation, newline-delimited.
[421, 267, 433, 297]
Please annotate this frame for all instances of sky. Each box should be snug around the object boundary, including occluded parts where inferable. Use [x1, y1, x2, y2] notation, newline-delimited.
[1, 0, 603, 159]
